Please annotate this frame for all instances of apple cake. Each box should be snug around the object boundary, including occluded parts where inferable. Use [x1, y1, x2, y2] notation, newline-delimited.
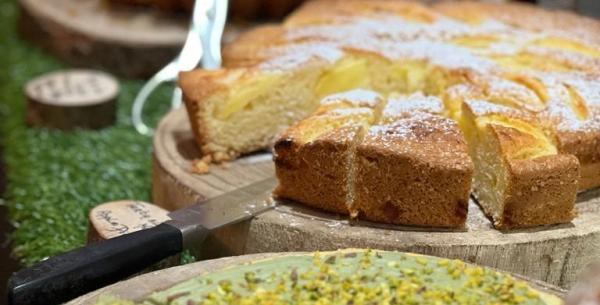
[179, 0, 600, 229]
[352, 94, 473, 227]
[274, 89, 385, 214]
[459, 99, 579, 229]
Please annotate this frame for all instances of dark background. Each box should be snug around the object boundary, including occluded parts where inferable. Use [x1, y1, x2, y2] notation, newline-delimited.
[1, 145, 18, 305]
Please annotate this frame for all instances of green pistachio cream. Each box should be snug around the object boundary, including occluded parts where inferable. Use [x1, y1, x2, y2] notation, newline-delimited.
[95, 249, 562, 305]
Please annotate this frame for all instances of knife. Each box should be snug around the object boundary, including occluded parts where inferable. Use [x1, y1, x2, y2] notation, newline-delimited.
[7, 177, 277, 305]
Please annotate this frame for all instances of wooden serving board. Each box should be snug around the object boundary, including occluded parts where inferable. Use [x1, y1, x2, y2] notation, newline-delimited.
[152, 107, 600, 289]
[18, 0, 247, 78]
[66, 252, 566, 305]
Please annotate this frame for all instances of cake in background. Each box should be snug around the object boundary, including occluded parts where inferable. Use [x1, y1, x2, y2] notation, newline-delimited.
[106, 0, 306, 20]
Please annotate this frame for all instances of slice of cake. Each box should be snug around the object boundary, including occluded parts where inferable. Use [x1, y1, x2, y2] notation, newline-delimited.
[459, 100, 579, 229]
[273, 90, 385, 214]
[179, 58, 330, 162]
[546, 78, 600, 191]
[352, 94, 473, 227]
[179, 45, 401, 162]
[274, 92, 473, 228]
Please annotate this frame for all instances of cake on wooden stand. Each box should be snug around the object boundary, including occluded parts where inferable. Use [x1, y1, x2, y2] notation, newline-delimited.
[154, 0, 600, 289]
[152, 107, 600, 289]
[178, 0, 600, 229]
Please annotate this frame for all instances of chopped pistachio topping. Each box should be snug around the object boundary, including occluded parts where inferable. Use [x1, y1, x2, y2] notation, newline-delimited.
[109, 250, 555, 305]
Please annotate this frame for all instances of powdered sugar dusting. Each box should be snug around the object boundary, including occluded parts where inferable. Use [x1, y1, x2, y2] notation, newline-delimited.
[259, 43, 343, 71]
[257, 1, 600, 81]
[327, 107, 373, 118]
[321, 89, 383, 109]
[261, 2, 600, 165]
[384, 93, 444, 117]
[465, 99, 526, 118]
[369, 112, 451, 143]
[364, 110, 470, 168]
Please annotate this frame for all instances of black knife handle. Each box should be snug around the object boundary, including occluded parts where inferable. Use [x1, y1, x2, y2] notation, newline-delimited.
[7, 223, 183, 305]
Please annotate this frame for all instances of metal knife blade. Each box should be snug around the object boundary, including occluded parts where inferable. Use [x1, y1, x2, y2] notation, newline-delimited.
[166, 177, 277, 249]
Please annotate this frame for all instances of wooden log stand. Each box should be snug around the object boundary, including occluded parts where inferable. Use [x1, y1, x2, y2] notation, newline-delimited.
[152, 107, 600, 289]
[87, 200, 170, 243]
[25, 69, 119, 130]
[17, 0, 248, 78]
[18, 0, 188, 78]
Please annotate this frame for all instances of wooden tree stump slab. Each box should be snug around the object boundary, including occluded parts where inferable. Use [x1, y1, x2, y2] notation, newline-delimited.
[18, 0, 248, 78]
[152, 107, 600, 289]
[66, 251, 566, 305]
[87, 200, 170, 243]
[25, 69, 119, 130]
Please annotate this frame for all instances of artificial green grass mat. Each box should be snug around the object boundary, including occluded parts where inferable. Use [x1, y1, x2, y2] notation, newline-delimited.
[0, 0, 172, 266]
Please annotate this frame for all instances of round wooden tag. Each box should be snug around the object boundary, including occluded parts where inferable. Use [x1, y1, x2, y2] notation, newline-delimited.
[87, 200, 170, 243]
[25, 69, 119, 130]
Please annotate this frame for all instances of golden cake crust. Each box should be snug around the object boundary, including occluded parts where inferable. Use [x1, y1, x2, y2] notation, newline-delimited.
[493, 123, 580, 228]
[274, 92, 473, 228]
[285, 0, 437, 26]
[274, 126, 359, 214]
[501, 154, 579, 228]
[354, 113, 473, 227]
[179, 69, 235, 161]
[273, 90, 384, 214]
[222, 25, 286, 68]
[433, 1, 600, 45]
[461, 100, 579, 229]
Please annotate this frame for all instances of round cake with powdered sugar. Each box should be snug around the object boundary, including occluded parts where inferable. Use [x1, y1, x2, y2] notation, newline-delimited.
[178, 0, 600, 229]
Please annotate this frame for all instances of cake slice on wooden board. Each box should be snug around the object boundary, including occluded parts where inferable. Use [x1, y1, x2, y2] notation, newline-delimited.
[459, 100, 579, 229]
[444, 73, 600, 192]
[275, 91, 473, 228]
[273, 89, 581, 229]
[273, 89, 385, 214]
[352, 94, 473, 228]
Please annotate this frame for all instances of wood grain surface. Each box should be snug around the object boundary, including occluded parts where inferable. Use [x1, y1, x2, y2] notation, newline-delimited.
[152, 107, 600, 289]
[25, 69, 119, 130]
[18, 0, 187, 78]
